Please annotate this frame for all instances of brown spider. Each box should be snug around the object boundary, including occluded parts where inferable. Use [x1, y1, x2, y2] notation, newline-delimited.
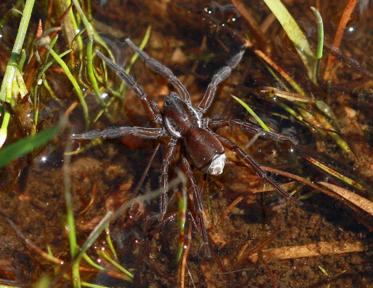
[73, 38, 295, 243]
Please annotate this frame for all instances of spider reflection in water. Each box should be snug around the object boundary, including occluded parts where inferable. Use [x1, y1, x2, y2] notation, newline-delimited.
[73, 38, 296, 248]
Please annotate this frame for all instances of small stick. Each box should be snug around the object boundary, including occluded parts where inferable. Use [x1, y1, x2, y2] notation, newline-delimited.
[318, 181, 373, 217]
[178, 225, 192, 288]
[248, 241, 366, 263]
[323, 0, 358, 81]
[230, 0, 267, 49]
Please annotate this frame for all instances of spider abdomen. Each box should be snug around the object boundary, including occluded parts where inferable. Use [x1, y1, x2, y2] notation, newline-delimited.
[184, 127, 226, 175]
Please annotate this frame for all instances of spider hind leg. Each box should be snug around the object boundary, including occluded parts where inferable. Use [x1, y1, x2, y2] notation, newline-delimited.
[215, 133, 298, 205]
[159, 138, 178, 219]
[181, 157, 211, 257]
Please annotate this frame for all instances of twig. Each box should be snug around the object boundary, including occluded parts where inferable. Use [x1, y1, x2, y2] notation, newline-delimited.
[318, 181, 373, 216]
[230, 0, 267, 48]
[261, 166, 373, 229]
[323, 0, 358, 81]
[178, 225, 192, 288]
[248, 241, 366, 263]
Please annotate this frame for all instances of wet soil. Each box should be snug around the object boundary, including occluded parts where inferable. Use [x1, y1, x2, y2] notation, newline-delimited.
[0, 0, 372, 287]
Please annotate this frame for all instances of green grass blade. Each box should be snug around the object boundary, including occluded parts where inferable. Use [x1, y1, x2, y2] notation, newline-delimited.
[262, 0, 316, 83]
[98, 249, 134, 280]
[310, 6, 324, 83]
[0, 119, 64, 168]
[232, 95, 271, 132]
[63, 138, 81, 288]
[81, 282, 110, 288]
[48, 47, 89, 126]
[0, 0, 36, 147]
[0, 0, 35, 102]
[310, 7, 324, 60]
[305, 155, 364, 190]
[0, 110, 11, 147]
[105, 226, 118, 260]
[33, 275, 51, 288]
[82, 253, 105, 271]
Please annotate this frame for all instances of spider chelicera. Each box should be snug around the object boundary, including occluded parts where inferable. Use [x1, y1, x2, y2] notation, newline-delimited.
[73, 38, 295, 242]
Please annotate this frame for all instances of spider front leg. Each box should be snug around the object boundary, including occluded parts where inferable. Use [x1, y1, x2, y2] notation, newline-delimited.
[208, 119, 298, 144]
[72, 126, 165, 140]
[125, 38, 191, 104]
[214, 133, 298, 204]
[96, 51, 162, 125]
[159, 137, 178, 219]
[198, 49, 245, 114]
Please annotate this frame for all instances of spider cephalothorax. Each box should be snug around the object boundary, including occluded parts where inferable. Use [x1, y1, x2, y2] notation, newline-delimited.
[73, 38, 294, 244]
[163, 91, 226, 175]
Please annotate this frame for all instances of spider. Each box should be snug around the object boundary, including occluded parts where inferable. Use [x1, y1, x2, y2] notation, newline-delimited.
[73, 38, 296, 245]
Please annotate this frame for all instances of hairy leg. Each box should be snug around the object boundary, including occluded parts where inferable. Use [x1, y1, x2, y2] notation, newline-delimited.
[214, 132, 298, 204]
[159, 137, 178, 218]
[208, 119, 298, 144]
[72, 126, 165, 140]
[181, 157, 210, 254]
[96, 51, 162, 125]
[198, 49, 245, 114]
[125, 38, 191, 104]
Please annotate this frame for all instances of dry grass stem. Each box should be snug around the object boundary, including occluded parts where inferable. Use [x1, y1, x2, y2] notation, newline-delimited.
[248, 241, 366, 263]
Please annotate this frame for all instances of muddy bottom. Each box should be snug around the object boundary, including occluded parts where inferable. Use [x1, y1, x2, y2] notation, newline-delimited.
[0, 0, 372, 287]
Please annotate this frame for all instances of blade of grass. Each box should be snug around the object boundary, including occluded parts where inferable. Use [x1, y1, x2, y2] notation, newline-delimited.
[232, 95, 271, 132]
[0, 0, 35, 102]
[105, 227, 118, 260]
[0, 0, 35, 147]
[71, 0, 101, 101]
[301, 154, 364, 190]
[260, 165, 373, 229]
[33, 275, 52, 288]
[0, 110, 11, 147]
[81, 282, 110, 288]
[56, 0, 83, 51]
[254, 49, 305, 95]
[77, 177, 182, 262]
[310, 6, 324, 83]
[318, 182, 373, 217]
[0, 118, 65, 168]
[82, 253, 105, 271]
[262, 0, 316, 83]
[98, 250, 133, 281]
[260, 87, 312, 103]
[176, 182, 187, 262]
[63, 136, 81, 288]
[47, 47, 89, 127]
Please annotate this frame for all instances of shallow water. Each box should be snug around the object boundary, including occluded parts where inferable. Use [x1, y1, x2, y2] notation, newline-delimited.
[0, 0, 372, 287]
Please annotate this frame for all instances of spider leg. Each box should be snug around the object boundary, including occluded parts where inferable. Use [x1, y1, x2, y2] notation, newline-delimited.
[96, 51, 162, 125]
[208, 119, 298, 144]
[214, 133, 298, 204]
[181, 157, 210, 255]
[198, 49, 245, 114]
[159, 137, 178, 219]
[72, 126, 165, 140]
[125, 38, 191, 104]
